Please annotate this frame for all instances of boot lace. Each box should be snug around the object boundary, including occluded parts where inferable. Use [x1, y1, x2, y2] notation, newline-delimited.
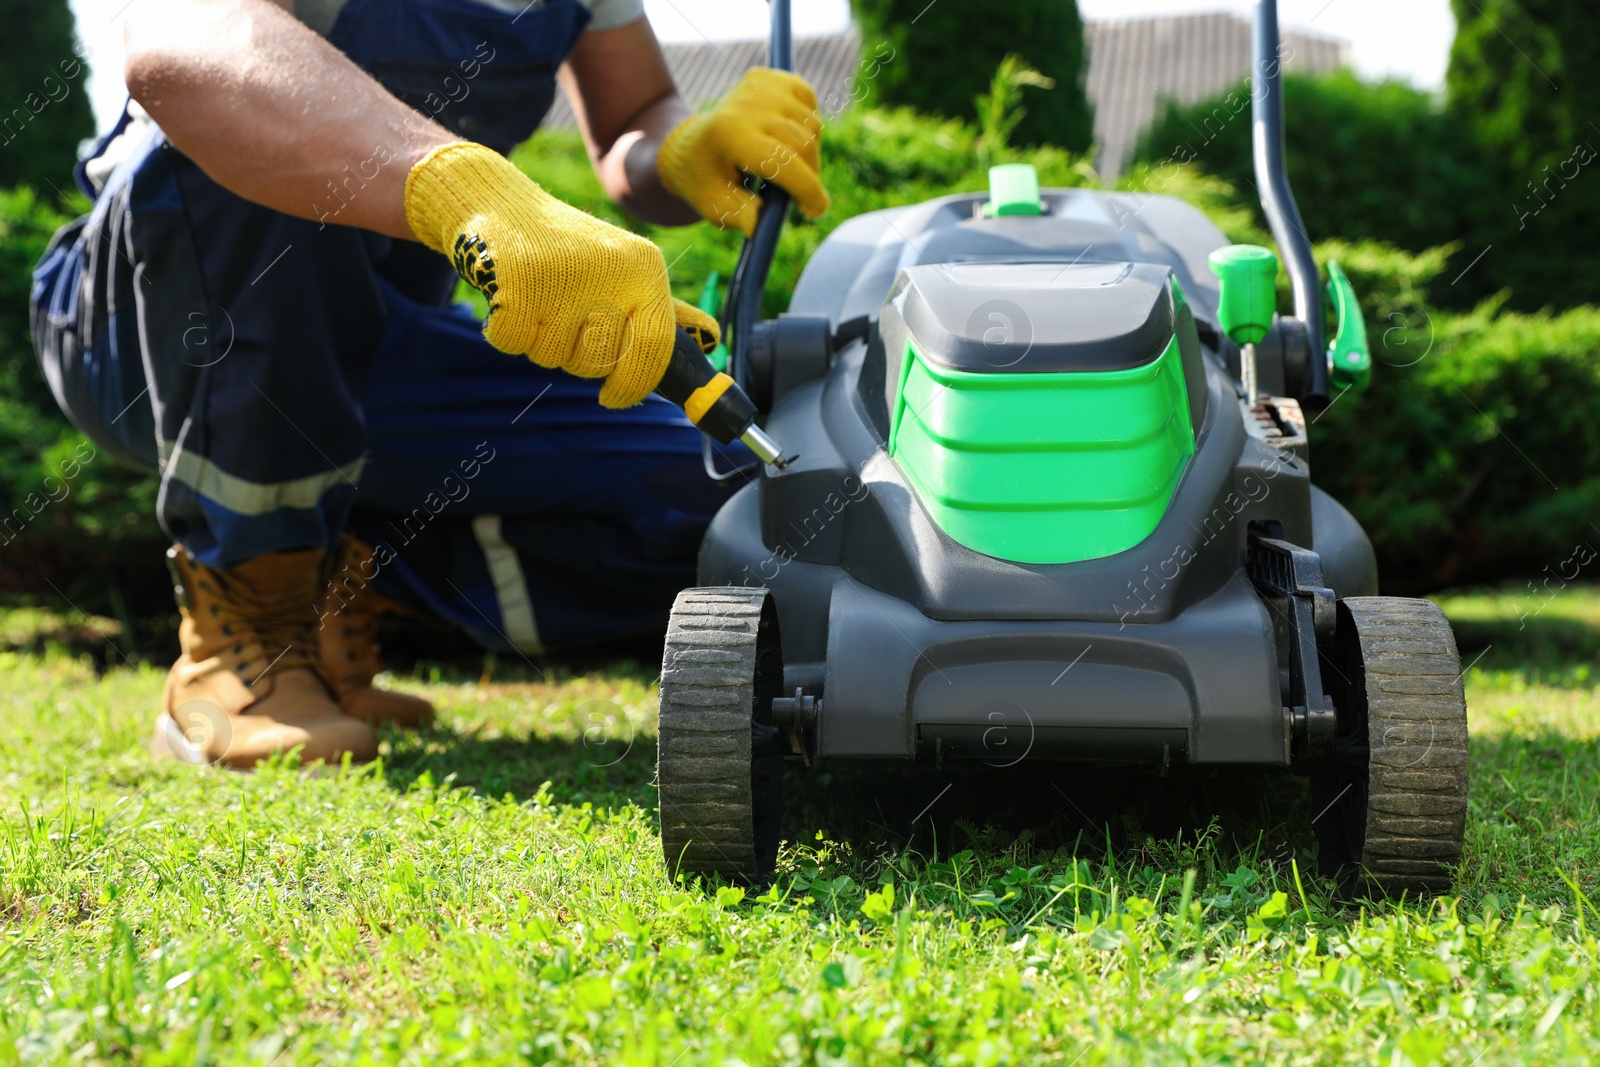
[207, 580, 323, 683]
[322, 537, 387, 671]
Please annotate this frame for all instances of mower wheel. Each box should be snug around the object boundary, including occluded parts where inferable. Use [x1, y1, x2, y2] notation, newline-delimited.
[1312, 597, 1469, 897]
[658, 586, 785, 881]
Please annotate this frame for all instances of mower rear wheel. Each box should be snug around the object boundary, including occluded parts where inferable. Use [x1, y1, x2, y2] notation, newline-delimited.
[1312, 597, 1469, 897]
[658, 587, 784, 881]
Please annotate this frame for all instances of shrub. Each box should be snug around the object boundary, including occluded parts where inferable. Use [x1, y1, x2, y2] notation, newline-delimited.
[0, 188, 165, 619]
[1132, 54, 1600, 317]
[1297, 237, 1600, 590]
[1129, 72, 1487, 278]
[0, 185, 72, 410]
[1317, 290, 1600, 592]
[1110, 165, 1600, 591]
[1448, 0, 1594, 175]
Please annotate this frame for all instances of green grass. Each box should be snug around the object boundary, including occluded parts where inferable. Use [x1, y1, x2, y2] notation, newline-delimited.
[2, 587, 1600, 1065]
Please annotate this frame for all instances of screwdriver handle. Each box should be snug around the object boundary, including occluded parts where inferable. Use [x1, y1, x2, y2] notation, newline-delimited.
[656, 327, 759, 446]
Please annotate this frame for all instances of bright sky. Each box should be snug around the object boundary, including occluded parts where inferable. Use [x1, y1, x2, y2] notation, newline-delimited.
[1075, 0, 1456, 88]
[70, 0, 1455, 132]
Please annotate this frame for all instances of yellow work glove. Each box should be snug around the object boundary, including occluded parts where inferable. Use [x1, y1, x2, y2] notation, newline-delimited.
[404, 141, 720, 409]
[658, 68, 829, 237]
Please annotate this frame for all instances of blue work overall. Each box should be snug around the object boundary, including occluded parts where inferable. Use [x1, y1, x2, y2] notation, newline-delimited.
[31, 0, 739, 653]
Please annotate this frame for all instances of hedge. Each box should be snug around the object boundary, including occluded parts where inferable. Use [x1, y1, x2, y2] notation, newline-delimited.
[1128, 72, 1488, 301]
[1310, 241, 1600, 591]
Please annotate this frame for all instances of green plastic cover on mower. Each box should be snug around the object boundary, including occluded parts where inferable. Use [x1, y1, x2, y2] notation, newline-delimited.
[886, 330, 1196, 565]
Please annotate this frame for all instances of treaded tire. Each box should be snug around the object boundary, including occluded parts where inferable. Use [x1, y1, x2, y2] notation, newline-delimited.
[1312, 597, 1469, 897]
[658, 587, 784, 881]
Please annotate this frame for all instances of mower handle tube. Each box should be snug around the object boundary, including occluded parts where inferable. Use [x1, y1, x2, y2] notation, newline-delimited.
[678, 0, 796, 479]
[1251, 0, 1329, 408]
[726, 0, 794, 395]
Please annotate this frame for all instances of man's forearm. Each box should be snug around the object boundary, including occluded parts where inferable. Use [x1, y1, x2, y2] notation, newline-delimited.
[124, 0, 455, 239]
[556, 22, 699, 227]
[602, 93, 699, 226]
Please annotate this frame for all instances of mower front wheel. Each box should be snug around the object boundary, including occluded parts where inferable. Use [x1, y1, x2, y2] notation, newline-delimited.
[657, 587, 785, 881]
[1312, 596, 1469, 897]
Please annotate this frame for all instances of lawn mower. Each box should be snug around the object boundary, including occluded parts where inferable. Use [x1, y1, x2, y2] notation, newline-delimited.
[653, 0, 1469, 895]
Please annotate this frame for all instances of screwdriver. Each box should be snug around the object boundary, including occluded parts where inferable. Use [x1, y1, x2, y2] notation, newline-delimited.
[656, 326, 790, 469]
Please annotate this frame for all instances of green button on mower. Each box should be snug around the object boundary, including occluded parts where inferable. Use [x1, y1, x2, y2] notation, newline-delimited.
[981, 163, 1043, 217]
[1209, 244, 1278, 347]
[697, 270, 730, 373]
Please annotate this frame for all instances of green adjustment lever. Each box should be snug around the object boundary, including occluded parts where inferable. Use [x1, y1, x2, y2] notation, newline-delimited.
[1326, 261, 1372, 393]
[697, 270, 730, 373]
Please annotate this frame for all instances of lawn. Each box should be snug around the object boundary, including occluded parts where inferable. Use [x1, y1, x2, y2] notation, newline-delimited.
[2, 586, 1599, 1065]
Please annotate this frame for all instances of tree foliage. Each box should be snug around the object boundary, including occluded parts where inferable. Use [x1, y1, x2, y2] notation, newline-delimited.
[0, 0, 95, 198]
[1445, 0, 1600, 312]
[852, 0, 1095, 153]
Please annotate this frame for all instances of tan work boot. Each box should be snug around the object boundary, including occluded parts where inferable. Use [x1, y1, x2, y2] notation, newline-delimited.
[317, 533, 435, 729]
[154, 545, 379, 768]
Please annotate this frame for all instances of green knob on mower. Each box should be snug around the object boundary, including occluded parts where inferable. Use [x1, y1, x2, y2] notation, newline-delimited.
[1209, 244, 1278, 347]
[982, 163, 1043, 218]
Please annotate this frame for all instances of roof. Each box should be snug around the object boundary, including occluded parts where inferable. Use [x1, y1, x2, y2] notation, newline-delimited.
[541, 29, 865, 129]
[542, 12, 1349, 177]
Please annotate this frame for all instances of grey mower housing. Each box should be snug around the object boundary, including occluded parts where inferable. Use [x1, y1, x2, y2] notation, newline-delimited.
[655, 0, 1467, 896]
[701, 187, 1375, 768]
